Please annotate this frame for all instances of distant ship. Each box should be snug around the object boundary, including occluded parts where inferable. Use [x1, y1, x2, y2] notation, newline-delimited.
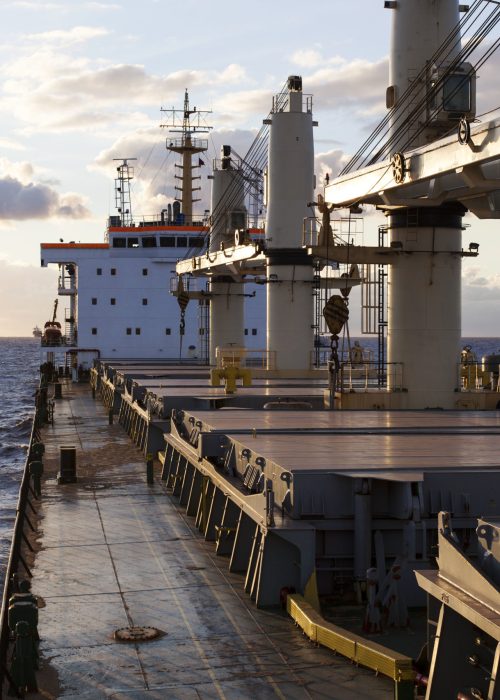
[32, 326, 42, 338]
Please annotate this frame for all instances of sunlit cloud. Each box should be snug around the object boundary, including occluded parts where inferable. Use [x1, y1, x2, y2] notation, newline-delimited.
[0, 158, 90, 220]
[0, 137, 26, 151]
[23, 26, 110, 47]
[463, 266, 500, 300]
[92, 126, 257, 215]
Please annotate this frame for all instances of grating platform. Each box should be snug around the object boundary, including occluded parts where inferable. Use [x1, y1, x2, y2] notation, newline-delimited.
[29, 383, 393, 699]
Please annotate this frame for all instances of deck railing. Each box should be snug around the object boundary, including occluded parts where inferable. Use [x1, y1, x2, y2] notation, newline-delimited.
[0, 382, 45, 698]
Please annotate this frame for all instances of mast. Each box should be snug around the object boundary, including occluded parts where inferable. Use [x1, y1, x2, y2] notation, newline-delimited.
[161, 90, 212, 225]
[113, 158, 136, 226]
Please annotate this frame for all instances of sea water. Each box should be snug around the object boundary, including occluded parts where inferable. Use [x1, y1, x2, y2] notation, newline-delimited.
[0, 338, 39, 591]
[1, 336, 500, 589]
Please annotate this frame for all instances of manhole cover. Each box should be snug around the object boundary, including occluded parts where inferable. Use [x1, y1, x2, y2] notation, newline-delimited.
[114, 626, 162, 643]
[83, 483, 110, 491]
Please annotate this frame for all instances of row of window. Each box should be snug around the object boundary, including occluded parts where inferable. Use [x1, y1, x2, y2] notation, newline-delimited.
[91, 328, 173, 336]
[111, 236, 204, 249]
[96, 268, 149, 276]
[92, 298, 149, 305]
[90, 327, 257, 336]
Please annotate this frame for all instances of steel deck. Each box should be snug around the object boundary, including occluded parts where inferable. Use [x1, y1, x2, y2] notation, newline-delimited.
[31, 383, 392, 699]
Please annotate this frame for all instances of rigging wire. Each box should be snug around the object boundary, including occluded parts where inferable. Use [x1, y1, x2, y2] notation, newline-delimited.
[340, 0, 500, 175]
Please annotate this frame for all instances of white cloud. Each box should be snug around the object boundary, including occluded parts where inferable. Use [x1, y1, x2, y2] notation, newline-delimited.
[0, 177, 90, 220]
[0, 137, 26, 151]
[0, 48, 247, 135]
[92, 126, 257, 215]
[463, 266, 500, 301]
[23, 26, 110, 47]
[315, 148, 351, 183]
[291, 49, 323, 68]
[0, 158, 90, 220]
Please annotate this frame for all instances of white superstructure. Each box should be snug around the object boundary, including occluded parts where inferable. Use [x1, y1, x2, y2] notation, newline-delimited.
[41, 229, 204, 361]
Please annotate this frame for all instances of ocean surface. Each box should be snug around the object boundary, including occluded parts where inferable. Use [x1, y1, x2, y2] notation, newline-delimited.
[0, 338, 40, 592]
[1, 336, 500, 592]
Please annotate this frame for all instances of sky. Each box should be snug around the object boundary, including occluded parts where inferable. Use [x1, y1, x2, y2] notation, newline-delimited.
[1, 0, 500, 336]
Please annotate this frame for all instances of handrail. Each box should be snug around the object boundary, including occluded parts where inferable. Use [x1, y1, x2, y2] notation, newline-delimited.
[0, 385, 42, 698]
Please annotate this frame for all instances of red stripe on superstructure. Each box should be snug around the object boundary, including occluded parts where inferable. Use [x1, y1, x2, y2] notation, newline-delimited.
[41, 243, 109, 249]
[108, 226, 209, 233]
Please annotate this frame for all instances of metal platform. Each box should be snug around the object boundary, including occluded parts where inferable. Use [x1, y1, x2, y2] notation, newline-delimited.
[31, 384, 393, 699]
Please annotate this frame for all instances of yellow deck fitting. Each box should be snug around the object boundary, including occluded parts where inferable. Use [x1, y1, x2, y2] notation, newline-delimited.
[286, 594, 415, 689]
[210, 366, 252, 394]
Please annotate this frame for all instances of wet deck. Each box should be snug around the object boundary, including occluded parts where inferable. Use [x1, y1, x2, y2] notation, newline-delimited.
[31, 383, 392, 699]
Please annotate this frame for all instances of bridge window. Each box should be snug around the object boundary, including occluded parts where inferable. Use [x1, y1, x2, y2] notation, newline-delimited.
[127, 238, 139, 248]
[160, 236, 176, 247]
[112, 237, 126, 248]
[176, 237, 187, 248]
[142, 236, 157, 247]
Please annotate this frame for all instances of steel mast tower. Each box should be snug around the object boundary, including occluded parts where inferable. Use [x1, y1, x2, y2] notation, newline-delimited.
[113, 158, 136, 226]
[161, 90, 212, 225]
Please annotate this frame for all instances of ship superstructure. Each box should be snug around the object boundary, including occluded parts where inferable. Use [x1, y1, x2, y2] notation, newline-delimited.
[40, 93, 267, 374]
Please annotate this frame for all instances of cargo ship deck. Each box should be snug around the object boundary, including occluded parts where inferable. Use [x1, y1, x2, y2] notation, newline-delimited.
[27, 382, 393, 699]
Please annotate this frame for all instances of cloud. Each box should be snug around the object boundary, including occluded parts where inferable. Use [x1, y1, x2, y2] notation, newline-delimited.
[0, 176, 90, 220]
[92, 126, 257, 215]
[23, 26, 110, 47]
[0, 47, 247, 135]
[0, 159, 90, 221]
[462, 266, 500, 301]
[291, 49, 323, 68]
[0, 137, 26, 151]
[305, 57, 388, 113]
[315, 148, 351, 182]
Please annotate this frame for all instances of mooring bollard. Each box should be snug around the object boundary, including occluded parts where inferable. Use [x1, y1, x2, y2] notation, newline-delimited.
[53, 382, 62, 400]
[108, 409, 113, 425]
[146, 453, 154, 485]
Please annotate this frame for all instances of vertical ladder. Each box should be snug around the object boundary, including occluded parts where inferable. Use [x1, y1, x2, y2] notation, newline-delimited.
[377, 226, 388, 387]
[199, 282, 210, 365]
[312, 262, 321, 367]
[360, 225, 388, 386]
